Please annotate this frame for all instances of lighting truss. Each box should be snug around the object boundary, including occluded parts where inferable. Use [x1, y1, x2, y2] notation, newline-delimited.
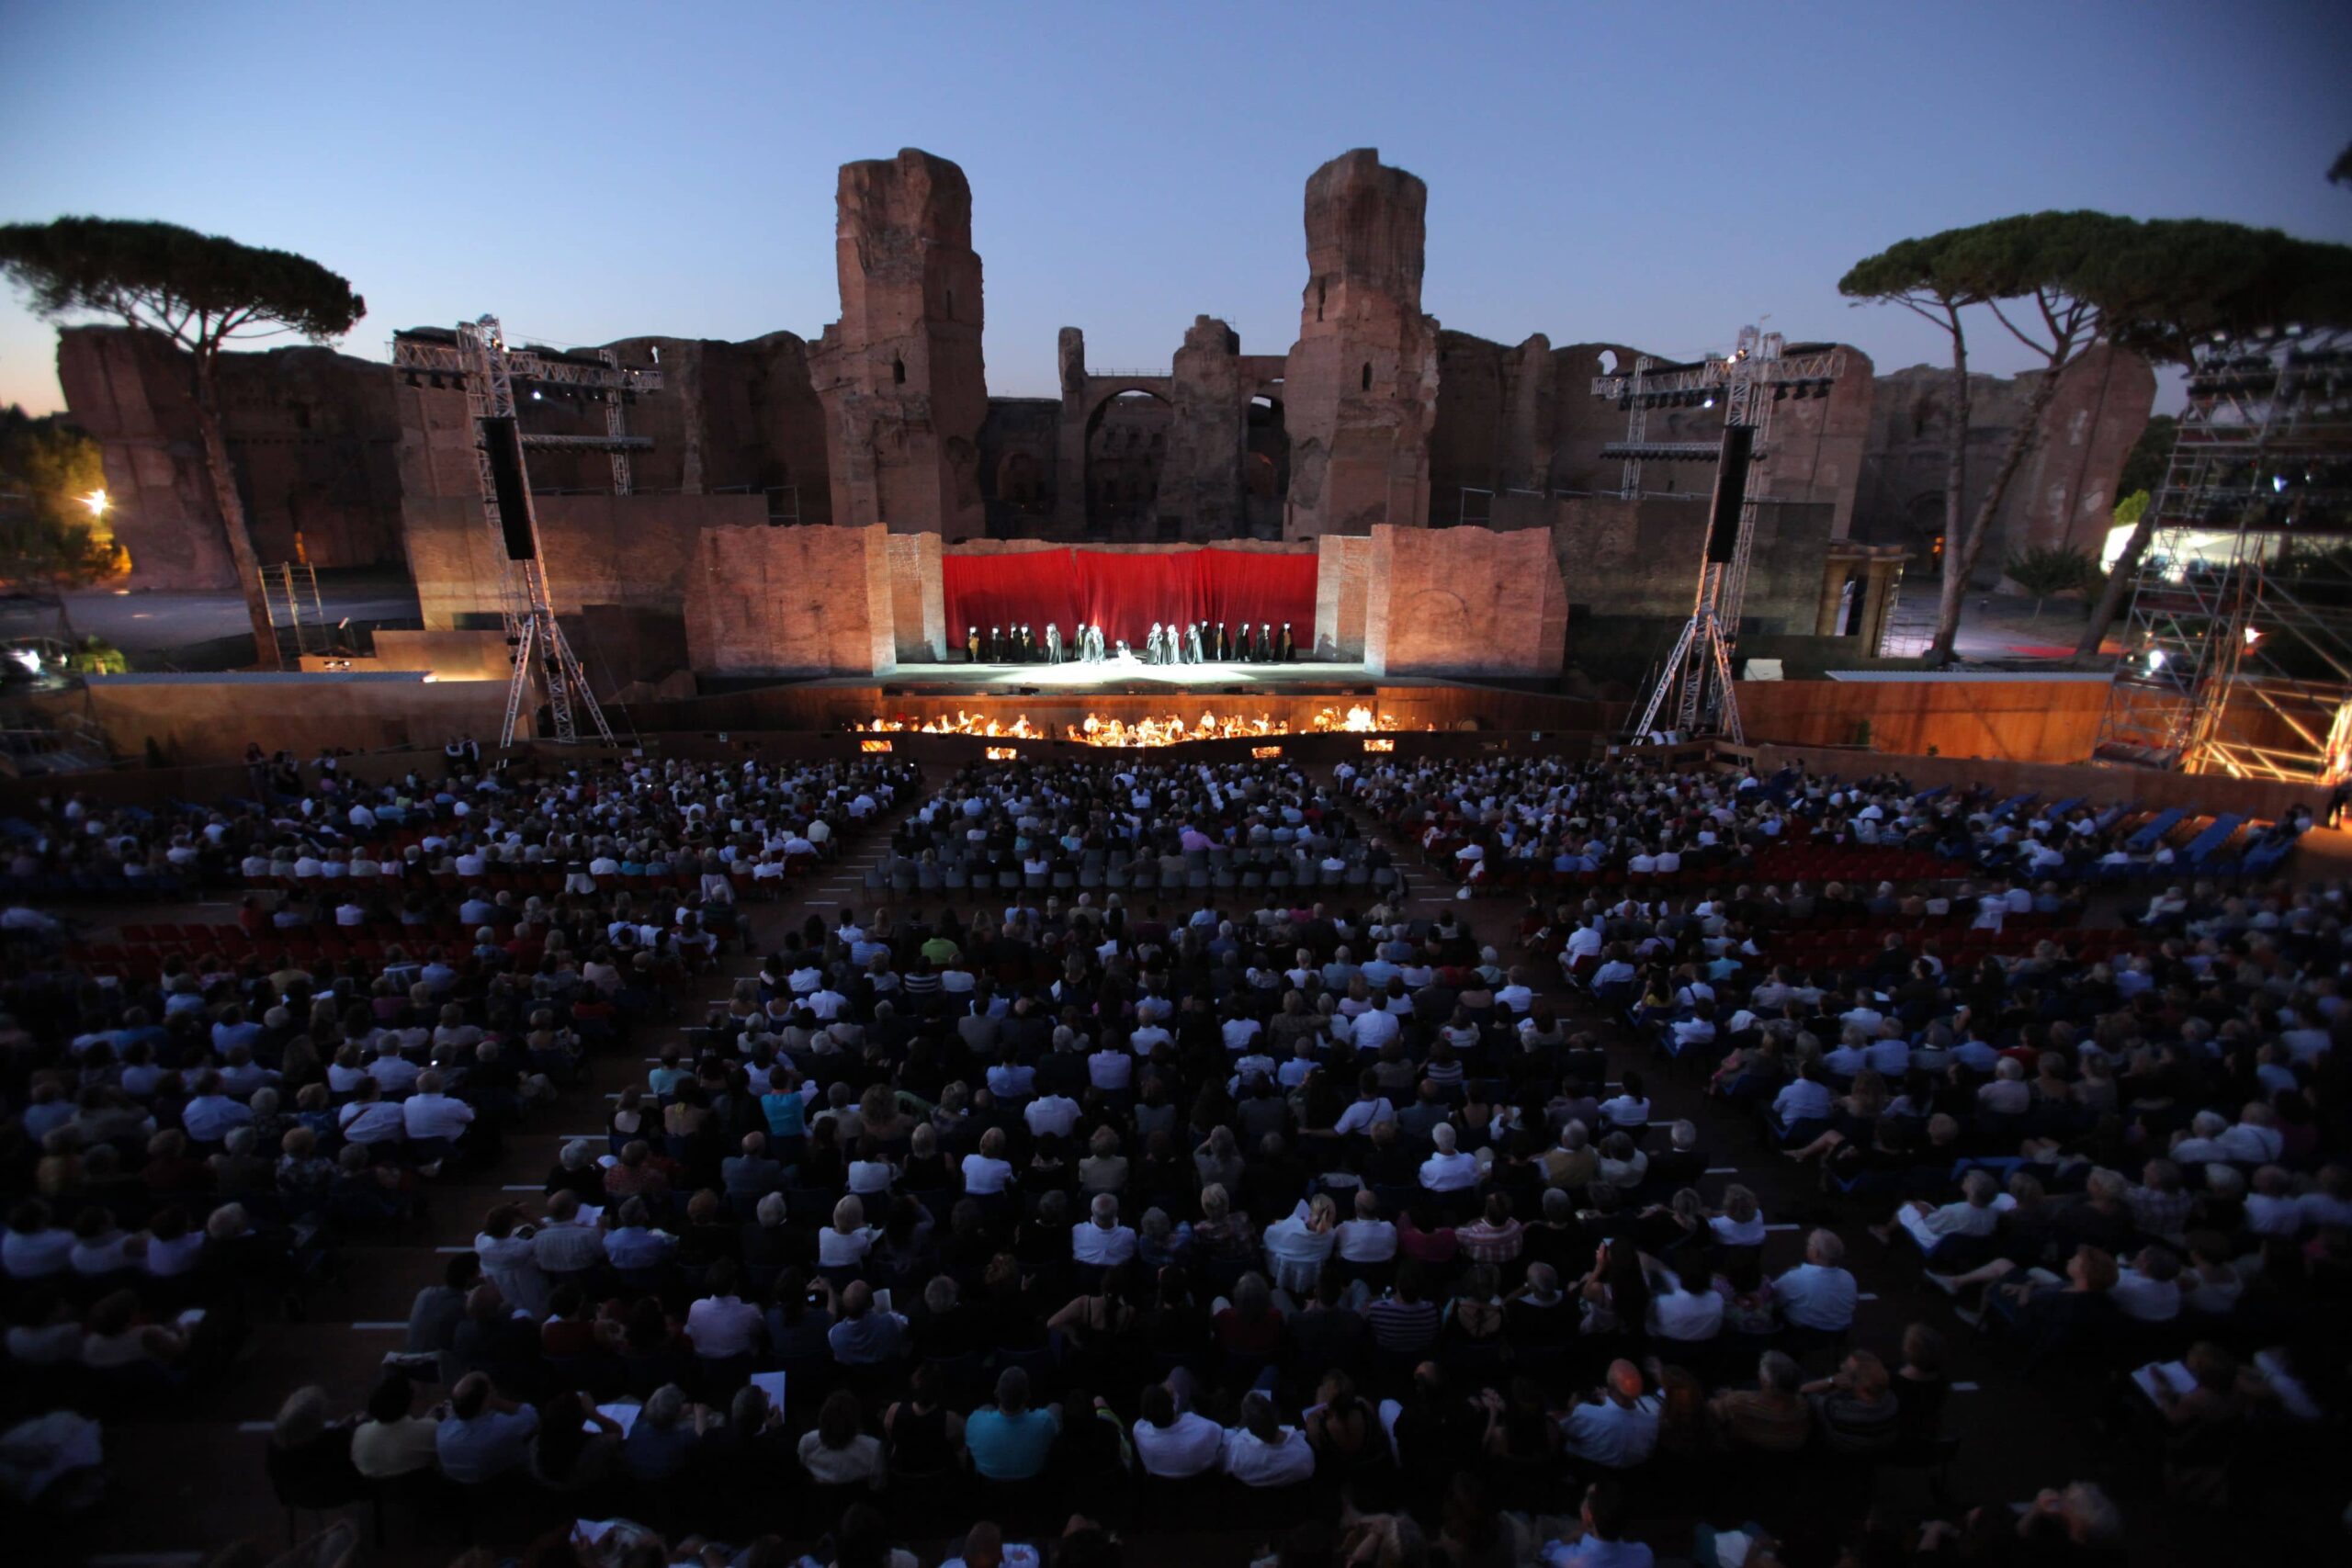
[1591, 328, 1848, 742]
[2093, 326, 2352, 784]
[391, 317, 665, 748]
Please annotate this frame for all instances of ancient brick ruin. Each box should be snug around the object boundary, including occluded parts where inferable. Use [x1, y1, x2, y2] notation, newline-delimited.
[809, 149, 988, 537]
[54, 143, 2154, 685]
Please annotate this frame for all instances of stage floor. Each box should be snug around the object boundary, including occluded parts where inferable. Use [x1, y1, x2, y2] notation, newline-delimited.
[860, 660, 1383, 692]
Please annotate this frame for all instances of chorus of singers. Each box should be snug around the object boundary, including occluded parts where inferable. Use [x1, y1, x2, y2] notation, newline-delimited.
[961, 619, 1298, 665]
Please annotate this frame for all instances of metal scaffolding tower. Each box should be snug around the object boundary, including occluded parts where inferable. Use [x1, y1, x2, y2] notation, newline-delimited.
[390, 318, 662, 747]
[2092, 325, 2352, 784]
[1591, 327, 1847, 742]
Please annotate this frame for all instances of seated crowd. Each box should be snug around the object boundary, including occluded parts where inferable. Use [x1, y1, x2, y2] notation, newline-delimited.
[4, 746, 2342, 1566]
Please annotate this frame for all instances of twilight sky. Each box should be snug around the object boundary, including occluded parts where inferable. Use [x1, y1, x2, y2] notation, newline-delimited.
[2, 0, 2347, 415]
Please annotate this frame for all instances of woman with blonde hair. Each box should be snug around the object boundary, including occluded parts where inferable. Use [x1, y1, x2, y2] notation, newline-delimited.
[1260, 1192, 1338, 1294]
[819, 1194, 878, 1269]
[1080, 1126, 1129, 1195]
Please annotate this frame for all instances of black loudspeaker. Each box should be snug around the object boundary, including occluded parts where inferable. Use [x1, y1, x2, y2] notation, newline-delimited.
[1705, 423, 1755, 564]
[481, 416, 537, 560]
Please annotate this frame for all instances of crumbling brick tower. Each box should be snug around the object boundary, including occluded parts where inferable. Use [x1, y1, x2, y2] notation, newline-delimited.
[1282, 149, 1440, 540]
[811, 149, 988, 535]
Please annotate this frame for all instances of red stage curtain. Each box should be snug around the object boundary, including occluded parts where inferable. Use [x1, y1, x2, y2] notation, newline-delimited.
[1186, 547, 1317, 652]
[939, 547, 1318, 657]
[941, 549, 1080, 652]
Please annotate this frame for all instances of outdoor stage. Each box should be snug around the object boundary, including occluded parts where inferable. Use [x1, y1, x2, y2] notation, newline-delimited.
[876, 659, 1374, 692]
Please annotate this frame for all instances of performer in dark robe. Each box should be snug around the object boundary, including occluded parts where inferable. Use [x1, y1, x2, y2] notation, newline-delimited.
[1045, 623, 1062, 664]
[1259, 625, 1273, 666]
[1279, 622, 1296, 662]
[1088, 624, 1105, 661]
[1186, 622, 1204, 663]
[1215, 622, 1229, 661]
[966, 626, 980, 663]
[1238, 624, 1256, 662]
[989, 626, 1005, 662]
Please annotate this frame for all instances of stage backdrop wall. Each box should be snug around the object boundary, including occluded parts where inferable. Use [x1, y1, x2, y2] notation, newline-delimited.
[942, 547, 1317, 654]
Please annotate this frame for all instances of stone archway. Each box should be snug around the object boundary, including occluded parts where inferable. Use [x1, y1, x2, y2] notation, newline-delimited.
[1084, 389, 1171, 534]
[1246, 392, 1290, 536]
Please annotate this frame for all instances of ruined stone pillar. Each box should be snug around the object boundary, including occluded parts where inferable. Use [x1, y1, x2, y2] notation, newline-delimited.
[1054, 327, 1090, 536]
[1281, 149, 1439, 540]
[1163, 316, 1247, 538]
[808, 148, 989, 536]
[1500, 334, 1555, 494]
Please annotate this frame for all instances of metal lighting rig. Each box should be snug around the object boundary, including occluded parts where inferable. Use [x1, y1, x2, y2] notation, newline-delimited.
[390, 317, 662, 747]
[1591, 327, 1845, 743]
[2092, 325, 2352, 783]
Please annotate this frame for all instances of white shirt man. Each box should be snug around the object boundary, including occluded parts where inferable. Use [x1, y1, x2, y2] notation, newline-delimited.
[1220, 1421, 1315, 1487]
[1419, 1130, 1480, 1193]
[1072, 1203, 1137, 1267]
[531, 1212, 605, 1275]
[1336, 1206, 1398, 1264]
[180, 1091, 253, 1145]
[1648, 1275, 1724, 1342]
[684, 1291, 765, 1359]
[1597, 1091, 1650, 1127]
[367, 1045, 422, 1097]
[1351, 1007, 1402, 1054]
[1132, 1408, 1224, 1478]
[401, 1085, 476, 1143]
[1333, 1094, 1395, 1137]
[1559, 1379, 1660, 1468]
[1087, 1046, 1134, 1092]
[338, 1097, 407, 1145]
[1025, 1093, 1081, 1140]
[2215, 1117, 2285, 1166]
[960, 1151, 1012, 1196]
[1774, 1236, 1860, 1332]
[1772, 1076, 1833, 1123]
[2109, 1255, 2183, 1323]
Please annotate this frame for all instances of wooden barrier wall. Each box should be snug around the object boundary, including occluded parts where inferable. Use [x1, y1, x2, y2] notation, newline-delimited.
[1735, 677, 2112, 763]
[1720, 741, 2328, 824]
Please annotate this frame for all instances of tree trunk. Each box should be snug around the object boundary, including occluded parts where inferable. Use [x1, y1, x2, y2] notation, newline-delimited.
[192, 355, 281, 669]
[1926, 326, 1972, 666]
[1932, 358, 2069, 665]
[2076, 503, 2160, 662]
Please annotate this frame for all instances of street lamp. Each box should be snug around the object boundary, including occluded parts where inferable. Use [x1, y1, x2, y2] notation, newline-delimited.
[82, 489, 108, 518]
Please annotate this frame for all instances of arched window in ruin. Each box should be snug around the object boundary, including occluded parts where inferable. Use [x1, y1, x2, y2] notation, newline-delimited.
[893, 357, 906, 385]
[945, 288, 955, 320]
[1361, 362, 1373, 392]
[1317, 278, 1327, 322]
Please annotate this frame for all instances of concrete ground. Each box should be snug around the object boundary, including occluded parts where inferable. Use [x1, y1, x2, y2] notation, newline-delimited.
[1880, 586, 2098, 662]
[29, 570, 424, 669]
